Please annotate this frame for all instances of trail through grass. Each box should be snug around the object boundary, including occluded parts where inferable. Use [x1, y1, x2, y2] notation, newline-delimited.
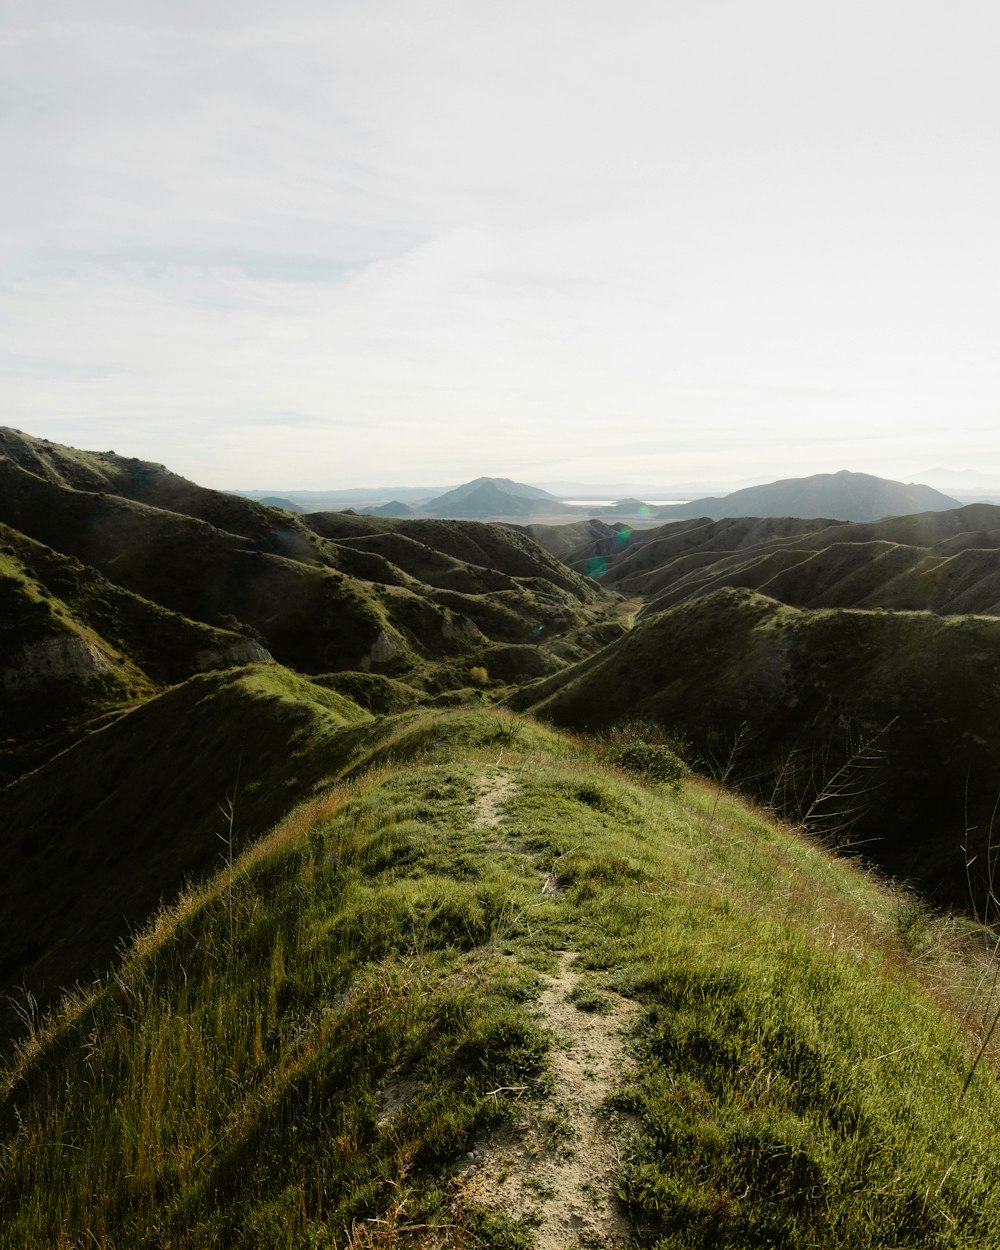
[3, 711, 1000, 1247]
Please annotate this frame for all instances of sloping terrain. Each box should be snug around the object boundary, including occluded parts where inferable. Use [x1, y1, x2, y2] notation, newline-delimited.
[0, 433, 609, 711]
[3, 709, 1000, 1248]
[530, 504, 1000, 618]
[9, 431, 1000, 1246]
[0, 521, 268, 785]
[650, 469, 959, 521]
[515, 587, 1000, 911]
[0, 664, 370, 1039]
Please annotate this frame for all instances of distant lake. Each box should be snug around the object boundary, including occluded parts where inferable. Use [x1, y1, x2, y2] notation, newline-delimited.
[560, 499, 688, 508]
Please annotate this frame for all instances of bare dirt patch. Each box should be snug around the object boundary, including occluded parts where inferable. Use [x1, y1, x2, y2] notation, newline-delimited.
[471, 771, 519, 828]
[471, 770, 533, 854]
[464, 951, 639, 1248]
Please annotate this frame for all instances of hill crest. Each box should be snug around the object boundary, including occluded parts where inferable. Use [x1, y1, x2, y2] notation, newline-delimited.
[654, 469, 959, 522]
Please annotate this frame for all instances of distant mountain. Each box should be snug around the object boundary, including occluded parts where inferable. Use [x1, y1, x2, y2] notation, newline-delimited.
[257, 495, 305, 512]
[653, 470, 959, 522]
[359, 500, 417, 517]
[422, 477, 561, 518]
[233, 485, 444, 510]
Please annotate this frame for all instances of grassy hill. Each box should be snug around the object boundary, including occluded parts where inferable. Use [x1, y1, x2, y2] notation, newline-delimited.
[514, 587, 1000, 911]
[9, 432, 1000, 1246]
[0, 439, 608, 711]
[530, 504, 1000, 618]
[4, 708, 1000, 1247]
[0, 664, 371, 1040]
[0, 521, 267, 785]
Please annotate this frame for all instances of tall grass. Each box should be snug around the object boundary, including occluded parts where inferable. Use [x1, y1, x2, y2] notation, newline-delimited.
[3, 712, 1000, 1247]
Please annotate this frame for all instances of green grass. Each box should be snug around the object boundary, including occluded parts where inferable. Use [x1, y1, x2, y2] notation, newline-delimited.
[516, 586, 1000, 912]
[4, 712, 1000, 1246]
[0, 664, 371, 1039]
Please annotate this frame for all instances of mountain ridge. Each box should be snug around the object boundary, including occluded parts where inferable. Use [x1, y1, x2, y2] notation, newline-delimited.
[651, 469, 960, 522]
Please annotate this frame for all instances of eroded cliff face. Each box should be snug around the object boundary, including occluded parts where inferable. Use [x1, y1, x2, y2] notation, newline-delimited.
[1, 634, 117, 694]
[361, 628, 407, 670]
[194, 639, 273, 671]
[3, 631, 273, 697]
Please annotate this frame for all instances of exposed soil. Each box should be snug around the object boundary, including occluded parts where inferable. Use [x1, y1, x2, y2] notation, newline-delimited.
[464, 952, 639, 1248]
[471, 771, 519, 829]
[465, 771, 640, 1248]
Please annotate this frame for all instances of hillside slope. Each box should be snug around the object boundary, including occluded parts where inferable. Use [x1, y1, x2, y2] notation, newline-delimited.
[3, 710, 1000, 1248]
[514, 587, 1000, 910]
[0, 664, 370, 1039]
[0, 521, 267, 784]
[530, 504, 1000, 618]
[0, 445, 608, 696]
[652, 469, 959, 521]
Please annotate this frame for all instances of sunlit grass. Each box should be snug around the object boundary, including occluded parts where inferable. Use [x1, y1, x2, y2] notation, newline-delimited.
[4, 711, 1000, 1247]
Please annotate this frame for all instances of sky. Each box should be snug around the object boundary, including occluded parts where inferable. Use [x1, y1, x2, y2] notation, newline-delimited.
[4, 0, 1000, 490]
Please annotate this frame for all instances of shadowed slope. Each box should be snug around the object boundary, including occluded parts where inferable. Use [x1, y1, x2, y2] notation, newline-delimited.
[0, 439, 608, 692]
[0, 426, 328, 556]
[515, 587, 1000, 909]
[303, 511, 594, 599]
[4, 715, 1000, 1247]
[531, 504, 1000, 618]
[0, 664, 369, 1038]
[0, 522, 268, 785]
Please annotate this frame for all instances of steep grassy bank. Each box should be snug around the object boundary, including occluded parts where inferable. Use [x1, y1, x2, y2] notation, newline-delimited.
[3, 709, 1000, 1247]
[0, 665, 369, 1039]
[528, 504, 1000, 616]
[515, 587, 1000, 912]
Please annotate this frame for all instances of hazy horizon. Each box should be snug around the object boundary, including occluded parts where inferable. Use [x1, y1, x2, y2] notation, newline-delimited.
[6, 2, 1000, 489]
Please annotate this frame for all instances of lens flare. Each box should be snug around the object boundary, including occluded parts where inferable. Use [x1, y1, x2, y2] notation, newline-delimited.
[582, 555, 608, 579]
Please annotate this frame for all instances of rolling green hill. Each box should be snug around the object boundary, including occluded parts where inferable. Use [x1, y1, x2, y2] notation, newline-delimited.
[530, 504, 1000, 618]
[514, 587, 1000, 911]
[0, 435, 607, 709]
[0, 521, 267, 785]
[4, 708, 1000, 1247]
[8, 431, 1000, 1247]
[0, 664, 371, 1040]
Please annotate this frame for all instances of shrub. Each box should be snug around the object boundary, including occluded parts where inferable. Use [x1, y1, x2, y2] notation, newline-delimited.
[607, 741, 690, 789]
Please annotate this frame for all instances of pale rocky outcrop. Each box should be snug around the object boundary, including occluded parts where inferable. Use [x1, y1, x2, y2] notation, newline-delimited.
[441, 614, 483, 642]
[1, 635, 116, 694]
[194, 639, 272, 671]
[361, 628, 406, 670]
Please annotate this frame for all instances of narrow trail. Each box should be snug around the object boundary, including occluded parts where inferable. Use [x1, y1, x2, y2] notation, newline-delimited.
[465, 772, 640, 1248]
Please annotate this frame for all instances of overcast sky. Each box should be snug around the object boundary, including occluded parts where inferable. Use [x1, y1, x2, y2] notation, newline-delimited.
[4, 0, 1000, 489]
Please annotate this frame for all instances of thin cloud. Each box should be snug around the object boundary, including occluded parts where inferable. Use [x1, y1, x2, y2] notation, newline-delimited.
[4, 1, 1000, 486]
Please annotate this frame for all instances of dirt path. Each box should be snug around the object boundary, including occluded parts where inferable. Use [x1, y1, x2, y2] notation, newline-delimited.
[471, 771, 519, 829]
[466, 772, 640, 1247]
[464, 952, 638, 1248]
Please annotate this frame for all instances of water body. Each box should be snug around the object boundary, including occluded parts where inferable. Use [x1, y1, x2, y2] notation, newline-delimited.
[560, 499, 689, 507]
